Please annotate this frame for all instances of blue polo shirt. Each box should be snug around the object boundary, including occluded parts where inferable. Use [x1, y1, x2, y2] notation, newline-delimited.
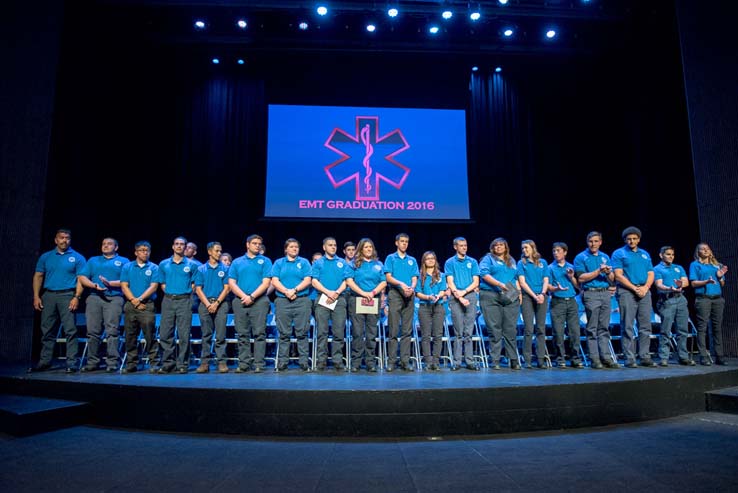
[548, 261, 577, 298]
[383, 252, 420, 288]
[157, 257, 196, 295]
[416, 273, 448, 305]
[35, 248, 87, 291]
[443, 255, 480, 291]
[479, 254, 517, 292]
[689, 261, 724, 296]
[270, 256, 312, 298]
[573, 250, 612, 289]
[120, 261, 159, 299]
[80, 254, 130, 297]
[654, 262, 686, 291]
[194, 262, 229, 299]
[516, 258, 549, 294]
[228, 254, 272, 295]
[611, 246, 653, 285]
[348, 259, 385, 292]
[311, 256, 348, 291]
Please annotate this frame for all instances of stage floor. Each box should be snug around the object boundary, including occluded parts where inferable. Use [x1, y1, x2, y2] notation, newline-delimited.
[2, 362, 738, 437]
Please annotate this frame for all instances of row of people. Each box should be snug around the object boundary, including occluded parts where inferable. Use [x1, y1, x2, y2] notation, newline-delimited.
[30, 227, 728, 373]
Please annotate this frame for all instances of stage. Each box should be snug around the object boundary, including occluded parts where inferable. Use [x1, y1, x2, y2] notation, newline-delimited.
[2, 362, 737, 438]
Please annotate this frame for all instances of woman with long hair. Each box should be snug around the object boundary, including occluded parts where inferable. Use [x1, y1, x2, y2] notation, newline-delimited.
[479, 238, 522, 370]
[517, 240, 550, 368]
[345, 238, 387, 371]
[689, 243, 729, 365]
[415, 251, 448, 370]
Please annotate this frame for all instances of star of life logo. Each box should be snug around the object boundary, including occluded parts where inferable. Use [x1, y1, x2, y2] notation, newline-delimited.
[324, 116, 410, 201]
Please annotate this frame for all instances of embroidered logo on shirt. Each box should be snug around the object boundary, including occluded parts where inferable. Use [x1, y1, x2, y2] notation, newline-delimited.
[257, 259, 264, 265]
[145, 269, 152, 276]
[337, 262, 344, 268]
[184, 267, 191, 273]
[218, 271, 225, 278]
[69, 257, 76, 263]
[408, 260, 414, 266]
[115, 260, 122, 267]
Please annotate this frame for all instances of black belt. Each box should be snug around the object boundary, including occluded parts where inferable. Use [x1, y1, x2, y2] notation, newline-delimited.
[164, 293, 190, 300]
[208, 297, 219, 302]
[659, 292, 682, 299]
[696, 294, 722, 300]
[584, 287, 608, 292]
[46, 288, 74, 293]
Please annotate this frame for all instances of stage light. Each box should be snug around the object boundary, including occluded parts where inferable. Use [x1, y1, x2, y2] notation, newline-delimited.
[442, 10, 453, 20]
[237, 59, 245, 65]
[194, 20, 206, 30]
[472, 66, 479, 72]
[503, 28, 514, 37]
[237, 19, 247, 29]
[366, 24, 376, 32]
[299, 21, 309, 30]
[546, 29, 557, 39]
[429, 25, 440, 34]
[470, 11, 481, 21]
[316, 5, 328, 16]
[212, 58, 220, 64]
[495, 66, 502, 73]
[498, 0, 509, 5]
[387, 7, 399, 18]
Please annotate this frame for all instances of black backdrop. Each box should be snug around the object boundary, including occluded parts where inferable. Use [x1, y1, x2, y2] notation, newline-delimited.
[43, 2, 699, 268]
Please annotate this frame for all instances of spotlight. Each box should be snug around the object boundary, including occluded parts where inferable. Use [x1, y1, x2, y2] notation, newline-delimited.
[503, 28, 514, 37]
[546, 29, 557, 39]
[366, 24, 376, 32]
[316, 5, 328, 16]
[212, 58, 220, 64]
[498, 0, 509, 5]
[387, 7, 399, 18]
[442, 10, 453, 20]
[194, 20, 206, 29]
[470, 11, 481, 21]
[237, 59, 245, 65]
[495, 66, 502, 73]
[299, 21, 309, 30]
[237, 19, 247, 29]
[472, 66, 479, 72]
[429, 25, 440, 34]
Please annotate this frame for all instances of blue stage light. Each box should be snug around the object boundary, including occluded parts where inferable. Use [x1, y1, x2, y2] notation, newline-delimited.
[316, 5, 328, 16]
[237, 19, 247, 29]
[212, 58, 220, 64]
[503, 28, 514, 37]
[470, 11, 481, 21]
[299, 21, 309, 30]
[498, 0, 509, 5]
[546, 29, 557, 39]
[194, 20, 206, 29]
[388, 8, 399, 18]
[495, 66, 502, 73]
[429, 25, 440, 34]
[472, 66, 479, 72]
[366, 24, 376, 32]
[237, 59, 245, 65]
[442, 10, 453, 20]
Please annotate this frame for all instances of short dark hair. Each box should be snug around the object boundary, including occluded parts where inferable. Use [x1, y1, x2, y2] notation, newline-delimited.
[207, 241, 221, 251]
[660, 245, 674, 255]
[552, 242, 568, 252]
[343, 241, 355, 249]
[323, 236, 336, 245]
[134, 241, 151, 250]
[246, 234, 263, 244]
[622, 226, 642, 240]
[395, 233, 409, 241]
[586, 231, 602, 241]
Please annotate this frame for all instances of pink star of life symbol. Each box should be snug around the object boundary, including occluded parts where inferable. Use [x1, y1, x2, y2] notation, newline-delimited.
[324, 116, 410, 201]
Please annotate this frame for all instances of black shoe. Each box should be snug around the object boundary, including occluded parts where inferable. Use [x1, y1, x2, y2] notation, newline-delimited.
[400, 363, 414, 372]
[333, 364, 345, 372]
[573, 361, 584, 369]
[367, 366, 378, 372]
[556, 361, 568, 369]
[492, 364, 501, 370]
[252, 366, 264, 373]
[276, 364, 289, 372]
[121, 366, 137, 374]
[625, 361, 637, 369]
[156, 366, 175, 374]
[466, 363, 480, 371]
[65, 367, 78, 374]
[450, 365, 460, 371]
[80, 366, 98, 373]
[715, 358, 728, 366]
[28, 363, 52, 373]
[299, 363, 311, 372]
[105, 367, 118, 373]
[511, 361, 522, 370]
[385, 364, 395, 372]
[603, 360, 620, 369]
[430, 364, 441, 371]
[538, 361, 551, 369]
[658, 360, 669, 367]
[176, 367, 188, 374]
[350, 366, 361, 372]
[316, 363, 326, 372]
[679, 359, 696, 366]
[701, 359, 712, 366]
[639, 358, 657, 368]
[591, 361, 604, 369]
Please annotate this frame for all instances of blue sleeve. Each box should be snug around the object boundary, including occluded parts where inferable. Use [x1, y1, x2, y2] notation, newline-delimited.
[193, 267, 204, 287]
[516, 260, 524, 278]
[611, 250, 623, 270]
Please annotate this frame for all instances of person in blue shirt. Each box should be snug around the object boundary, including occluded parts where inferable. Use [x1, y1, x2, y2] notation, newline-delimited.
[444, 237, 480, 371]
[194, 242, 231, 374]
[120, 241, 159, 373]
[31, 229, 86, 373]
[416, 251, 449, 371]
[383, 233, 420, 372]
[78, 237, 129, 373]
[548, 242, 584, 369]
[270, 238, 313, 371]
[573, 231, 618, 369]
[612, 226, 656, 368]
[346, 238, 387, 372]
[228, 234, 273, 373]
[479, 238, 521, 370]
[689, 242, 728, 366]
[311, 237, 349, 371]
[517, 240, 550, 368]
[653, 246, 693, 366]
[154, 236, 197, 374]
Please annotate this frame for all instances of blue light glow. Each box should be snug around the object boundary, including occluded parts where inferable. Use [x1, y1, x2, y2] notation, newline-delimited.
[366, 24, 376, 32]
[299, 21, 309, 30]
[237, 59, 245, 65]
[429, 25, 440, 34]
[237, 19, 247, 29]
[546, 29, 557, 39]
[212, 58, 220, 64]
[388, 8, 399, 18]
[495, 66, 502, 73]
[470, 12, 481, 21]
[442, 10, 453, 20]
[472, 66, 479, 72]
[317, 6, 328, 16]
[503, 28, 514, 37]
[499, 0, 509, 5]
[194, 20, 206, 29]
